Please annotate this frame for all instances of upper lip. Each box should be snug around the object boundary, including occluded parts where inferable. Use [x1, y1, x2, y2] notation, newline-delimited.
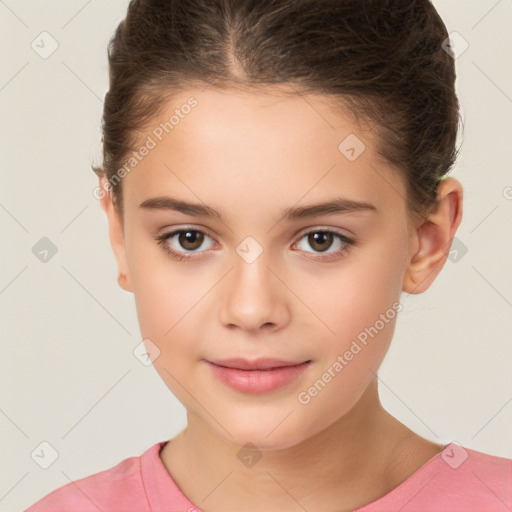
[207, 358, 310, 370]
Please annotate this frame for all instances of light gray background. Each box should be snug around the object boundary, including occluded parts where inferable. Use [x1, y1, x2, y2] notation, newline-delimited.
[1, 1, 511, 510]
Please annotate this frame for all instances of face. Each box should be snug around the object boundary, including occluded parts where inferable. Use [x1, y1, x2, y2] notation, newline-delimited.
[111, 87, 416, 450]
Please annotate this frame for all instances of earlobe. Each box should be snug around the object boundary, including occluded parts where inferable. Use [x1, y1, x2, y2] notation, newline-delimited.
[402, 177, 463, 294]
[98, 177, 133, 293]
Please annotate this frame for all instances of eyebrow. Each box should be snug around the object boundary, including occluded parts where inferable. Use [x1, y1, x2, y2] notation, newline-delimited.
[139, 195, 377, 222]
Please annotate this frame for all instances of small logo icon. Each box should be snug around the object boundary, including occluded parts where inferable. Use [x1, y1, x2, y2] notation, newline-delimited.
[441, 32, 469, 59]
[441, 443, 468, 469]
[31, 31, 59, 59]
[236, 442, 262, 468]
[32, 237, 58, 263]
[133, 338, 161, 366]
[236, 236, 263, 264]
[338, 134, 366, 161]
[31, 441, 59, 469]
[448, 236, 468, 263]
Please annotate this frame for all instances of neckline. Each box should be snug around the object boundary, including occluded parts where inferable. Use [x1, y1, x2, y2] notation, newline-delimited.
[353, 442, 451, 510]
[148, 440, 453, 511]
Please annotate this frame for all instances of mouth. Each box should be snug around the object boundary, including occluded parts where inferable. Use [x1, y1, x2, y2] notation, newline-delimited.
[205, 358, 312, 394]
[208, 357, 311, 370]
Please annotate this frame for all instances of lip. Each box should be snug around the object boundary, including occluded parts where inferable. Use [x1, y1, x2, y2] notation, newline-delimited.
[208, 357, 309, 370]
[206, 358, 311, 394]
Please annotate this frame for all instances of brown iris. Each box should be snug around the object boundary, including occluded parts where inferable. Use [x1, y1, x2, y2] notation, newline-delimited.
[307, 232, 333, 252]
[178, 230, 204, 251]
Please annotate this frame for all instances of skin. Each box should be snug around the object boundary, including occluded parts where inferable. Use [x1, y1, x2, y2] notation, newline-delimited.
[100, 86, 463, 512]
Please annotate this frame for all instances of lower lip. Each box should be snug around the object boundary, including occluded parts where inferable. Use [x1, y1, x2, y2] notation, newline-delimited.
[206, 361, 311, 394]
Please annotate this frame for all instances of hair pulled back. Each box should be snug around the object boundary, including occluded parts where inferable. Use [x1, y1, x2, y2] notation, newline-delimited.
[92, 0, 461, 218]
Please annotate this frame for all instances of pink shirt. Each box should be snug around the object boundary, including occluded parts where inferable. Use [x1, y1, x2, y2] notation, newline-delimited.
[25, 441, 512, 511]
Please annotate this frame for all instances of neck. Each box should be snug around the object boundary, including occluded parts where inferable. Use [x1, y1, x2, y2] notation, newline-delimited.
[160, 378, 436, 512]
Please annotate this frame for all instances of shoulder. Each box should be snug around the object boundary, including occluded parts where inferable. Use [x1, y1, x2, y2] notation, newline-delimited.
[410, 444, 512, 510]
[436, 444, 512, 484]
[24, 443, 160, 512]
[360, 443, 512, 512]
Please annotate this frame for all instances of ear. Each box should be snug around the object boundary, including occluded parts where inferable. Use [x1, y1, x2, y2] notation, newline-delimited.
[403, 177, 463, 294]
[98, 177, 133, 292]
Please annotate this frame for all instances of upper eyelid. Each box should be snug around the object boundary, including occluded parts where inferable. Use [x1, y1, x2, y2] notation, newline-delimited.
[161, 226, 354, 249]
[161, 226, 218, 246]
[161, 224, 353, 239]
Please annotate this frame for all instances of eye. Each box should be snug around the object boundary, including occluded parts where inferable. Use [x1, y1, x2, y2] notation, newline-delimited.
[154, 228, 216, 262]
[293, 229, 355, 261]
[154, 227, 355, 262]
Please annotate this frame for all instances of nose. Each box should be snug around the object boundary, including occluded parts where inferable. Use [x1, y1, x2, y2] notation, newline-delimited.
[219, 253, 290, 333]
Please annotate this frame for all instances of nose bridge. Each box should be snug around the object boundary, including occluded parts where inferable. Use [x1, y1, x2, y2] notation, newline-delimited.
[219, 240, 289, 331]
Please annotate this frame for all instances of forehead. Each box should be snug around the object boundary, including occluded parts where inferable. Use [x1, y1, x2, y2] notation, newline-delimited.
[122, 86, 406, 221]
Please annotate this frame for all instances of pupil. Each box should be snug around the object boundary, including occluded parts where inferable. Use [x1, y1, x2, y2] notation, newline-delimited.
[310, 232, 332, 252]
[181, 230, 202, 249]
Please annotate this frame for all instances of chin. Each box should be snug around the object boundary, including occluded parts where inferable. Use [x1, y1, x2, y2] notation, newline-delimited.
[212, 410, 317, 452]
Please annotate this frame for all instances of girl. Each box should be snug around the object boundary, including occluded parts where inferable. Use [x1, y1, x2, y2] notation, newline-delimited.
[26, 0, 511, 510]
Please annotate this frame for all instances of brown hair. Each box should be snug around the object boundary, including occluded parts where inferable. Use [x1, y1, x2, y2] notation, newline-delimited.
[92, 0, 461, 219]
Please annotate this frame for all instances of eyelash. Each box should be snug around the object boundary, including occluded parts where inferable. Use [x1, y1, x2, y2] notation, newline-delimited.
[154, 227, 356, 263]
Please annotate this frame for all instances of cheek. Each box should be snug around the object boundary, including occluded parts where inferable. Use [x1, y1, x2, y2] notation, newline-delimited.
[292, 245, 404, 428]
[126, 237, 206, 374]
[291, 233, 406, 412]
[132, 271, 206, 358]
[130, 264, 207, 404]
[126, 229, 198, 331]
[300, 235, 406, 348]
